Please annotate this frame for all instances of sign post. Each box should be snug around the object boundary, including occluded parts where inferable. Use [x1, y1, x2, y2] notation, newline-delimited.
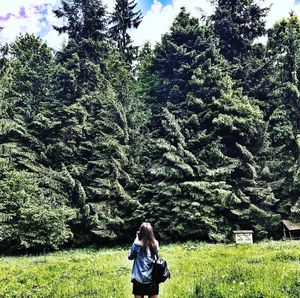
[233, 230, 254, 244]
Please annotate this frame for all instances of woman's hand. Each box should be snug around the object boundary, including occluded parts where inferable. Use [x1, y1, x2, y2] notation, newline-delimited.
[134, 231, 140, 244]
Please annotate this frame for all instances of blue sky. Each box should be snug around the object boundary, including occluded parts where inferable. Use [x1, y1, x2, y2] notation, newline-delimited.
[143, 0, 171, 10]
[1, 0, 300, 49]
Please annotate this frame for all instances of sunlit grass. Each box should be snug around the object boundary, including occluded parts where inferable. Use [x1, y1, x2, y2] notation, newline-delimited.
[0, 241, 300, 297]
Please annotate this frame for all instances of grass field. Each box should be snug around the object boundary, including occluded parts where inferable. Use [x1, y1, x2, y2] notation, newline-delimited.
[0, 241, 300, 297]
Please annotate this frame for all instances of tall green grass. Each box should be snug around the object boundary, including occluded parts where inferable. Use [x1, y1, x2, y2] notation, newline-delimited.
[0, 241, 300, 297]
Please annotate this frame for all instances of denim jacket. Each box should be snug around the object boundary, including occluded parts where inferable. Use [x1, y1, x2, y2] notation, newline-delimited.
[128, 238, 159, 284]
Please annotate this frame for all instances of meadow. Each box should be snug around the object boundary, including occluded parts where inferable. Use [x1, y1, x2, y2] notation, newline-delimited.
[0, 241, 300, 297]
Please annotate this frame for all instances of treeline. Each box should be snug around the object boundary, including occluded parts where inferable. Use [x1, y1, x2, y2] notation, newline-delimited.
[0, 0, 300, 254]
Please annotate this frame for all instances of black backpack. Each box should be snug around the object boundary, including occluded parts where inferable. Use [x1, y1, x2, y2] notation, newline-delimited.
[152, 253, 171, 283]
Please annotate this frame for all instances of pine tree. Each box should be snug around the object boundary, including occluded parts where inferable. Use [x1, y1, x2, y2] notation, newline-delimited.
[138, 8, 278, 241]
[52, 0, 145, 243]
[53, 0, 107, 41]
[0, 169, 76, 254]
[81, 47, 148, 242]
[0, 34, 55, 172]
[137, 9, 233, 241]
[0, 35, 78, 253]
[51, 0, 112, 244]
[209, 0, 270, 94]
[109, 0, 142, 65]
[265, 16, 300, 221]
[210, 0, 268, 61]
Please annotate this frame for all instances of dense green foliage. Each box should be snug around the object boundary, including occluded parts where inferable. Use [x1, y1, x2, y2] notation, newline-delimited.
[209, 0, 270, 93]
[1, 0, 300, 253]
[0, 170, 75, 253]
[109, 0, 142, 64]
[0, 241, 300, 297]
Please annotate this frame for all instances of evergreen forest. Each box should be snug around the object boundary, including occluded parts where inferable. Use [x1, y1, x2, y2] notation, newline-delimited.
[1, 0, 300, 254]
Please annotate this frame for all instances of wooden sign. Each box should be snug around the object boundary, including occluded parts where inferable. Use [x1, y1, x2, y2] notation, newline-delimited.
[233, 230, 253, 244]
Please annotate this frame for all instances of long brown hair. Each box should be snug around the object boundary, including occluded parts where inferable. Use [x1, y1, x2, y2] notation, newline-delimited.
[138, 222, 157, 255]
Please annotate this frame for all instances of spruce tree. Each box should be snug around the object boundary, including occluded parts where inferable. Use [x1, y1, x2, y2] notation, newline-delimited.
[52, 0, 144, 243]
[209, 0, 270, 94]
[53, 0, 107, 41]
[0, 169, 76, 254]
[0, 35, 77, 253]
[109, 0, 142, 65]
[210, 0, 268, 61]
[138, 8, 234, 241]
[0, 34, 56, 173]
[265, 16, 300, 221]
[52, 0, 111, 244]
[138, 8, 278, 241]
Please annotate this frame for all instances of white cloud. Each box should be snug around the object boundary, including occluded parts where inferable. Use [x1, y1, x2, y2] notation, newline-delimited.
[0, 0, 57, 16]
[131, 0, 214, 47]
[131, 0, 300, 48]
[263, 0, 300, 28]
[103, 0, 116, 13]
[0, 0, 121, 48]
[2, 0, 300, 50]
[0, 0, 60, 45]
[43, 27, 68, 51]
[41, 6, 68, 51]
